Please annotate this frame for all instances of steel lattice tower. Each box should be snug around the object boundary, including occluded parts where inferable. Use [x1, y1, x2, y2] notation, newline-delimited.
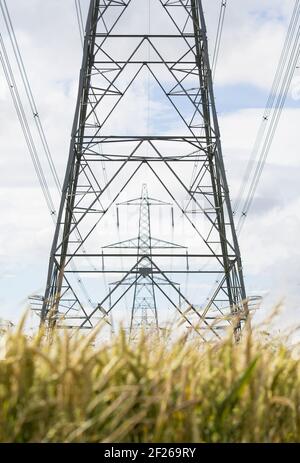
[104, 183, 184, 334]
[131, 184, 158, 332]
[41, 0, 249, 340]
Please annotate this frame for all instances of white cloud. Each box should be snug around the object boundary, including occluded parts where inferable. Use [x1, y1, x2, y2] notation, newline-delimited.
[203, 0, 295, 89]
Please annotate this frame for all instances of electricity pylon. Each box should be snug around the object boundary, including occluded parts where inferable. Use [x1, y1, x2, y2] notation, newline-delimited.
[104, 183, 184, 334]
[41, 0, 249, 340]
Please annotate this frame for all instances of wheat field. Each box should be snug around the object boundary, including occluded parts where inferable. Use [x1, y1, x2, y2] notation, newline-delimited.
[0, 315, 299, 443]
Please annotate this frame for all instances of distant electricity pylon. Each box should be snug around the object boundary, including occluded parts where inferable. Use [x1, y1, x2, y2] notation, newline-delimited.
[41, 0, 249, 340]
[104, 183, 185, 334]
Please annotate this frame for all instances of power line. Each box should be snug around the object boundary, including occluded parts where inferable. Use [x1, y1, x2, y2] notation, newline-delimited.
[0, 0, 62, 192]
[0, 1, 97, 309]
[234, 0, 300, 218]
[237, 41, 300, 234]
[191, 1, 300, 307]
[75, 0, 84, 46]
[212, 0, 227, 80]
[0, 33, 96, 309]
[235, 1, 300, 234]
[0, 34, 56, 216]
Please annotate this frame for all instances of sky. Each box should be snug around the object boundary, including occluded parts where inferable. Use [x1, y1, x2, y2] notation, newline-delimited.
[0, 0, 299, 333]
